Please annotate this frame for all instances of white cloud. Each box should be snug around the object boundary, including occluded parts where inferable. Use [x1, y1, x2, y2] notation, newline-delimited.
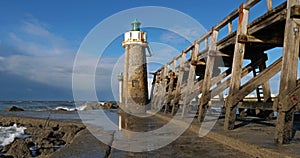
[0, 18, 75, 89]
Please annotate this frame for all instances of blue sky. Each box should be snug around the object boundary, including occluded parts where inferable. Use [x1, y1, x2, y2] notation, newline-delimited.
[0, 0, 286, 101]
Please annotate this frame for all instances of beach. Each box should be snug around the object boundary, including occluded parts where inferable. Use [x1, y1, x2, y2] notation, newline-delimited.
[0, 101, 299, 158]
[0, 109, 252, 158]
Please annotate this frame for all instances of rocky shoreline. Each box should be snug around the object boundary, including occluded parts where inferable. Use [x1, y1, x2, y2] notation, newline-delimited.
[0, 115, 85, 158]
[0, 102, 119, 158]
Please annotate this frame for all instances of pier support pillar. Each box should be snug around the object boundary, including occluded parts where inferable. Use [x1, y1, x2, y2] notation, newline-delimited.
[224, 5, 249, 130]
[198, 30, 218, 121]
[275, 0, 300, 144]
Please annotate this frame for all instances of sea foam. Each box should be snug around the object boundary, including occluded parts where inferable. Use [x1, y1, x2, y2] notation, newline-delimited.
[0, 124, 26, 146]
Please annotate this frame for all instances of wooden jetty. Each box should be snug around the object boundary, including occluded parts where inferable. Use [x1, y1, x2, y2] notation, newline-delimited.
[150, 0, 300, 144]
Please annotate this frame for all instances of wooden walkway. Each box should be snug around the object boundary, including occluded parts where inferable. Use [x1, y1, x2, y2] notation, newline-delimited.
[150, 0, 300, 144]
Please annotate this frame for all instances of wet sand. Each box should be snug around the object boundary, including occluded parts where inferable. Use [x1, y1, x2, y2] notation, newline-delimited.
[1, 110, 298, 157]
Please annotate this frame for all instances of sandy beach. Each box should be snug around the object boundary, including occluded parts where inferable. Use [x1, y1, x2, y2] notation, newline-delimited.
[1, 106, 299, 158]
[0, 109, 252, 158]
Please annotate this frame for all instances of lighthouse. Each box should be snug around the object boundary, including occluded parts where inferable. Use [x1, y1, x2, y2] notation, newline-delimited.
[122, 19, 149, 113]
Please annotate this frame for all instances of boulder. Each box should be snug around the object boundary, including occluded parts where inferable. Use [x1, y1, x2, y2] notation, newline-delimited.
[3, 106, 24, 112]
[6, 139, 31, 158]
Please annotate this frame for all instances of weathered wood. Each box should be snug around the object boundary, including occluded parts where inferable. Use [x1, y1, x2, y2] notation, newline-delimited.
[153, 70, 164, 110]
[275, 0, 300, 144]
[162, 65, 170, 113]
[182, 45, 198, 117]
[228, 21, 233, 34]
[267, 0, 273, 11]
[198, 30, 219, 121]
[244, 0, 261, 10]
[201, 57, 265, 106]
[224, 5, 249, 130]
[218, 2, 286, 51]
[260, 61, 272, 102]
[280, 83, 300, 112]
[239, 101, 273, 110]
[165, 60, 177, 106]
[171, 53, 186, 115]
[229, 57, 282, 106]
[152, 76, 161, 110]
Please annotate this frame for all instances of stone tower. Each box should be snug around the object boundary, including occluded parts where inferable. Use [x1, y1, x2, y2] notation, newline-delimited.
[122, 19, 149, 113]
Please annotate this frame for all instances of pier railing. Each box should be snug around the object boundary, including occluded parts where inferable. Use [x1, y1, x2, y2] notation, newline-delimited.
[150, 0, 300, 144]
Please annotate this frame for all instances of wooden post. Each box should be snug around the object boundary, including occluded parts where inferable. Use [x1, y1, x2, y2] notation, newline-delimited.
[266, 0, 273, 11]
[165, 60, 177, 108]
[198, 30, 218, 121]
[154, 70, 164, 110]
[182, 44, 198, 117]
[158, 65, 168, 113]
[224, 4, 249, 130]
[275, 0, 300, 144]
[228, 21, 233, 34]
[260, 61, 272, 102]
[171, 53, 186, 115]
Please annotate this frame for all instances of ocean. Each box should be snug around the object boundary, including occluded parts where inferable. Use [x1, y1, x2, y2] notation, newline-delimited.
[0, 101, 119, 150]
[0, 101, 97, 111]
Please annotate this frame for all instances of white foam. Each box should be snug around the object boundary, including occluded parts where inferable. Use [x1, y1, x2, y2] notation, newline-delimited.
[54, 105, 87, 111]
[0, 124, 26, 146]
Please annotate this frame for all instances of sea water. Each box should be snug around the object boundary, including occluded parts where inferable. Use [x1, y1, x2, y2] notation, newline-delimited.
[0, 101, 93, 111]
[0, 124, 27, 147]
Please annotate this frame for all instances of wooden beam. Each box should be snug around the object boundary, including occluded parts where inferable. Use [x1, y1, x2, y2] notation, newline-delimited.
[228, 21, 233, 34]
[275, 0, 300, 144]
[238, 34, 263, 43]
[151, 74, 160, 110]
[224, 5, 249, 130]
[171, 53, 186, 115]
[267, 0, 273, 11]
[229, 57, 282, 106]
[260, 60, 272, 102]
[280, 83, 300, 112]
[238, 101, 273, 110]
[182, 44, 198, 117]
[198, 30, 219, 121]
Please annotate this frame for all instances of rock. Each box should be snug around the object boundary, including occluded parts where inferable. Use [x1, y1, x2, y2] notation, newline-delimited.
[6, 139, 31, 158]
[102, 102, 118, 110]
[3, 106, 24, 112]
[83, 103, 100, 110]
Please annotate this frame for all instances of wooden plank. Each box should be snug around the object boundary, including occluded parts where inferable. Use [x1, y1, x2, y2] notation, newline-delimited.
[238, 101, 273, 110]
[228, 21, 233, 34]
[215, 9, 239, 31]
[229, 57, 282, 106]
[267, 0, 273, 11]
[153, 70, 164, 110]
[161, 65, 169, 113]
[171, 53, 186, 115]
[244, 0, 261, 10]
[224, 5, 249, 130]
[182, 48, 198, 117]
[150, 72, 160, 110]
[275, 0, 300, 144]
[198, 30, 219, 121]
[165, 60, 177, 106]
[260, 61, 272, 102]
[281, 83, 300, 112]
[201, 59, 258, 106]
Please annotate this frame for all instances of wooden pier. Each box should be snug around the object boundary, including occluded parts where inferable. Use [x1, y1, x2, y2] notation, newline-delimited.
[150, 0, 300, 144]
